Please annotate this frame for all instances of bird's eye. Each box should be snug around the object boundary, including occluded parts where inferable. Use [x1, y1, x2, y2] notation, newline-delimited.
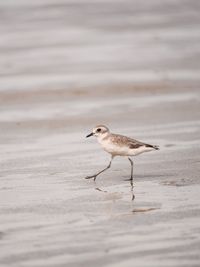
[96, 128, 101, 132]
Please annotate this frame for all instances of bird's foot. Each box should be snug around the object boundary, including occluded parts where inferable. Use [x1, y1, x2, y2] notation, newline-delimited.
[124, 178, 133, 182]
[85, 175, 97, 181]
[124, 178, 134, 187]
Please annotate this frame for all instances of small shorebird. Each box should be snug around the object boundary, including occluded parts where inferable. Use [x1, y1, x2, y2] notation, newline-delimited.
[85, 125, 159, 182]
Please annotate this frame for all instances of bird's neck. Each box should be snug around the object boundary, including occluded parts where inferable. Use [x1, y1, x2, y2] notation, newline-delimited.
[97, 132, 110, 143]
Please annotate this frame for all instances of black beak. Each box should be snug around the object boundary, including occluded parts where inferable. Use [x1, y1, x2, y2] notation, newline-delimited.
[86, 132, 93, 138]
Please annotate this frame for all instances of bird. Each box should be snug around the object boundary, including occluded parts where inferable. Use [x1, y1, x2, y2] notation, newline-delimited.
[85, 125, 159, 182]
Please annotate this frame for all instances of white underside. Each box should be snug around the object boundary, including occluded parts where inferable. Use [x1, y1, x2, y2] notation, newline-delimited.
[99, 139, 154, 157]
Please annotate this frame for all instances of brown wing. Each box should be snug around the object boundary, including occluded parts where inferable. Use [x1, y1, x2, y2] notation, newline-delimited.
[129, 141, 159, 150]
[110, 134, 159, 150]
[129, 143, 143, 149]
[110, 134, 144, 147]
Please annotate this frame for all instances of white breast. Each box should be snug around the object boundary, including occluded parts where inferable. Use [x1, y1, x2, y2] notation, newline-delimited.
[99, 139, 130, 156]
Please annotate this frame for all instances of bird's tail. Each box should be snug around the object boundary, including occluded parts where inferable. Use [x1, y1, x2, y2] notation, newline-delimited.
[145, 144, 159, 150]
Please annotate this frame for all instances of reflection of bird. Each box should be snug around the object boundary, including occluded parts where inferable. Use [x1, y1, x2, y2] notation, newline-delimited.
[85, 125, 159, 182]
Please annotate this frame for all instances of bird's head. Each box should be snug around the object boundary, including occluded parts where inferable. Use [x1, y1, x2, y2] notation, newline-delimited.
[86, 125, 110, 138]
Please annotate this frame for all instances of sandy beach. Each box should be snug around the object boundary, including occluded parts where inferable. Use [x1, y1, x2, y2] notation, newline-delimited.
[0, 1, 200, 266]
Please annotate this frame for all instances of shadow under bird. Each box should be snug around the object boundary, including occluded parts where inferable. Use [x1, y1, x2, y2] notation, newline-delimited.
[85, 125, 159, 182]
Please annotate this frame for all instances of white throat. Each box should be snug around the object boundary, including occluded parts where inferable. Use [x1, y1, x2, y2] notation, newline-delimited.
[97, 132, 109, 143]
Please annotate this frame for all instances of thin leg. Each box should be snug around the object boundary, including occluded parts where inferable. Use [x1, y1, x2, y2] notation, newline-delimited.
[85, 157, 113, 181]
[130, 179, 135, 201]
[128, 157, 134, 181]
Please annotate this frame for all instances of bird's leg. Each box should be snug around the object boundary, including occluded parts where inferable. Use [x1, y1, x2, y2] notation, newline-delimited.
[128, 157, 134, 181]
[130, 179, 135, 201]
[85, 158, 113, 181]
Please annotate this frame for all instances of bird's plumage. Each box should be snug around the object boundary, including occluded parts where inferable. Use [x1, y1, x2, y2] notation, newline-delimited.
[85, 125, 159, 181]
[97, 132, 159, 157]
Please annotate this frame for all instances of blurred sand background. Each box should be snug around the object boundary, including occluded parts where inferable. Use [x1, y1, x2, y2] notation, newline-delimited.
[0, 0, 200, 266]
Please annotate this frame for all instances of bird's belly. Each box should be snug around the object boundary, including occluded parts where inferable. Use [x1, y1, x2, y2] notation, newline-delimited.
[101, 141, 154, 157]
[101, 141, 130, 156]
[128, 146, 154, 156]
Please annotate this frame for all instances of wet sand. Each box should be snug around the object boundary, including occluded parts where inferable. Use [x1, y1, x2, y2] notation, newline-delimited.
[1, 1, 200, 267]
